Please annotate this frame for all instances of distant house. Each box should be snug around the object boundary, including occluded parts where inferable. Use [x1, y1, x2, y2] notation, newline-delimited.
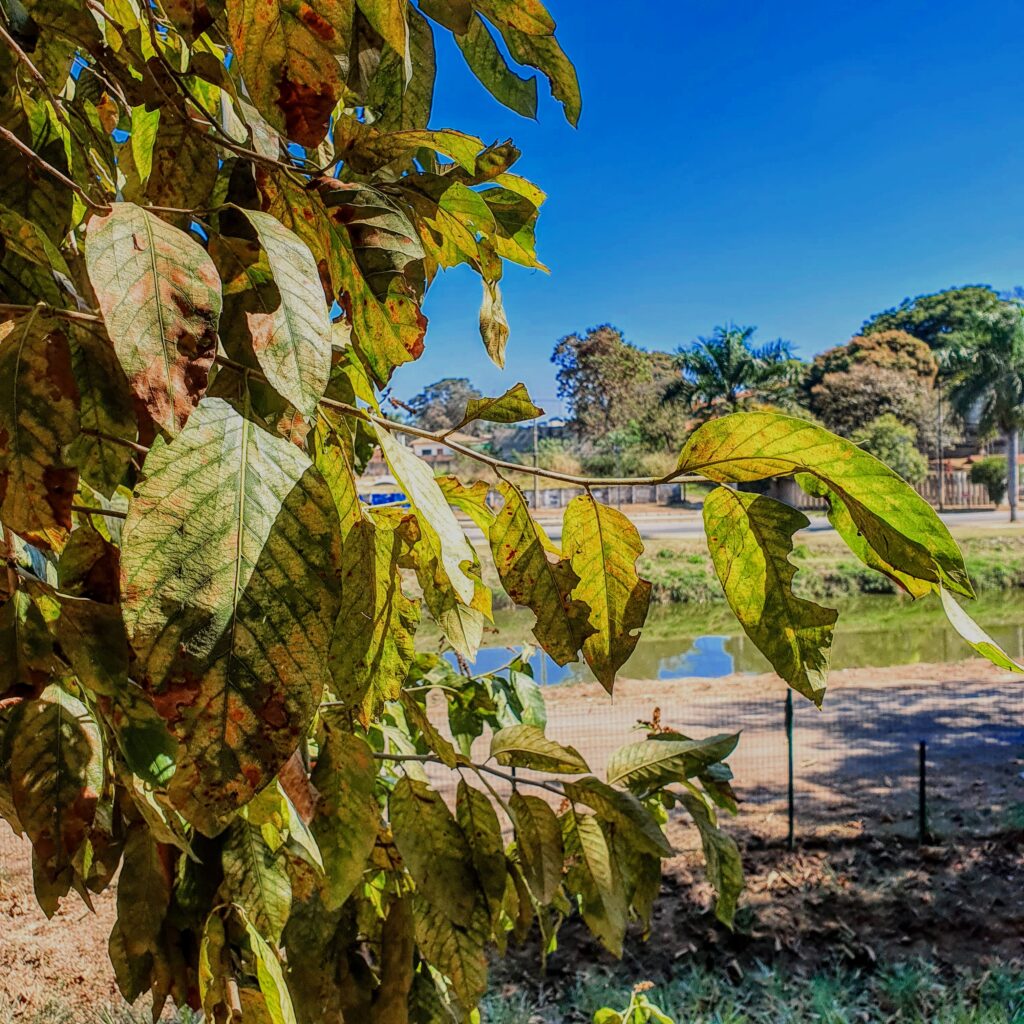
[363, 429, 488, 479]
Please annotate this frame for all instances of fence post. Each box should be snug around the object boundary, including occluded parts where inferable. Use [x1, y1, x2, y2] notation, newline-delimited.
[785, 689, 795, 851]
[918, 740, 929, 845]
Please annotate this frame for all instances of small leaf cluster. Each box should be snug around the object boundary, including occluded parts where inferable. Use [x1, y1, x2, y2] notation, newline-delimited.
[0, 1, 1019, 1022]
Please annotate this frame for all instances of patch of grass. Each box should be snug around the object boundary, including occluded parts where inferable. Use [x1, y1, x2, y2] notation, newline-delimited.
[0, 999, 199, 1024]
[482, 960, 1024, 1023]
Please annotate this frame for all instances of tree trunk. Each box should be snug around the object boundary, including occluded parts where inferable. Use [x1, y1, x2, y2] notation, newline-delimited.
[1008, 428, 1020, 522]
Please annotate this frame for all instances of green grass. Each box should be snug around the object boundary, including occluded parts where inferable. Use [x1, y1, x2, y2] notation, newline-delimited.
[482, 960, 1024, 1023]
[0, 999, 200, 1024]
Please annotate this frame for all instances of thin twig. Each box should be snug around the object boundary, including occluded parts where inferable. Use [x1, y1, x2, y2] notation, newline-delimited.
[72, 504, 128, 520]
[0, 302, 102, 324]
[0, 22, 70, 127]
[373, 750, 566, 796]
[80, 427, 149, 455]
[3, 525, 17, 597]
[0, 125, 107, 211]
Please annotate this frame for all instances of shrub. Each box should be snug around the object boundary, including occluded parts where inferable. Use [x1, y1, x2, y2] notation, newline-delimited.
[970, 455, 1008, 505]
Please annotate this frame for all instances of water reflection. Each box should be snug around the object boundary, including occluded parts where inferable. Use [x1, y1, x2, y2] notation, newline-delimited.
[448, 595, 1024, 685]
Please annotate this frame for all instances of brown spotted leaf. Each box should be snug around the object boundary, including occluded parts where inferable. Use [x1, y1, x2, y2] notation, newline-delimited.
[0, 311, 79, 550]
[120, 396, 342, 835]
[85, 203, 221, 436]
[227, 0, 354, 147]
[9, 685, 103, 915]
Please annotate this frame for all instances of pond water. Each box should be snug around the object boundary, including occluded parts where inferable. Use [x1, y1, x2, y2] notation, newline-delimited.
[450, 594, 1024, 685]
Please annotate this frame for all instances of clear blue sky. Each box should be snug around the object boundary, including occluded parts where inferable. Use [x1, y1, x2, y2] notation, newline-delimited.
[402, 0, 1024, 413]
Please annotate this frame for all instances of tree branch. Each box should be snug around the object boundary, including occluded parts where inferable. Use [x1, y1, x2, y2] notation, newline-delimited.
[0, 302, 102, 324]
[72, 504, 127, 520]
[373, 750, 566, 796]
[0, 125, 107, 211]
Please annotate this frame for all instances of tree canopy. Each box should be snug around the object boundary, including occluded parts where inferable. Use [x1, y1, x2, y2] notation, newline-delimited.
[861, 285, 1008, 348]
[0, 3, 1019, 1022]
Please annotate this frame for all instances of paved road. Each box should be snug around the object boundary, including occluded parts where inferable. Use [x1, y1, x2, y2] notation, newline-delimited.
[477, 507, 1019, 543]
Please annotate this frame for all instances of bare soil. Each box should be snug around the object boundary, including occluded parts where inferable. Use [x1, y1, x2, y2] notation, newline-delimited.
[2, 658, 1022, 1016]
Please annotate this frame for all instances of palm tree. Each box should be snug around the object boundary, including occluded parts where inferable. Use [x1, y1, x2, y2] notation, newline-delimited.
[946, 306, 1024, 521]
[669, 324, 800, 419]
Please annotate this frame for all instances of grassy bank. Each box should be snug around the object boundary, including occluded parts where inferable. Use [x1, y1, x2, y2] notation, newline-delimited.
[483, 959, 1024, 1024]
[638, 528, 1024, 604]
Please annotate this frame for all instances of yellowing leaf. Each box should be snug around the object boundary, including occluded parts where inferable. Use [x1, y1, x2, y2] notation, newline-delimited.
[121, 397, 342, 834]
[357, 0, 408, 61]
[500, 26, 580, 126]
[310, 722, 380, 910]
[411, 895, 489, 1010]
[85, 203, 221, 436]
[240, 909, 299, 1024]
[456, 781, 506, 915]
[939, 587, 1024, 673]
[222, 817, 293, 944]
[508, 791, 563, 902]
[0, 312, 79, 550]
[459, 382, 542, 427]
[606, 734, 739, 791]
[703, 487, 837, 706]
[562, 495, 652, 692]
[681, 793, 743, 928]
[234, 209, 333, 417]
[227, 0, 353, 147]
[329, 516, 419, 717]
[389, 776, 478, 927]
[477, 0, 556, 36]
[677, 412, 972, 598]
[374, 425, 476, 604]
[562, 776, 673, 858]
[490, 723, 588, 774]
[490, 480, 594, 665]
[563, 810, 626, 956]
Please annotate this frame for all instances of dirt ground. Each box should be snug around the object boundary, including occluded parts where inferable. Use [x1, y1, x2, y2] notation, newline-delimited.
[1, 658, 1022, 1017]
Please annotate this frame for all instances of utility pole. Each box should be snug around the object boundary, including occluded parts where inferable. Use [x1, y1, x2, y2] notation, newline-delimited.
[532, 418, 540, 511]
[936, 388, 945, 511]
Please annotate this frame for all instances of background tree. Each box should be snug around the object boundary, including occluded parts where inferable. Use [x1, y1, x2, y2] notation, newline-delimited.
[405, 377, 484, 433]
[946, 308, 1024, 521]
[803, 330, 937, 439]
[853, 415, 929, 485]
[669, 324, 800, 419]
[861, 285, 1009, 348]
[552, 324, 684, 444]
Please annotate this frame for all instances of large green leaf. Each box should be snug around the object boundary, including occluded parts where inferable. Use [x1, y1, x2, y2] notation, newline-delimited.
[310, 722, 380, 909]
[455, 13, 538, 119]
[800, 474, 932, 599]
[606, 734, 739, 791]
[389, 775, 478, 926]
[508, 791, 563, 903]
[497, 25, 581, 126]
[0, 311, 79, 550]
[456, 781, 506, 916]
[85, 202, 221, 436]
[490, 480, 593, 665]
[677, 412, 972, 598]
[231, 209, 332, 417]
[120, 396, 342, 834]
[0, 591, 56, 699]
[562, 495, 652, 692]
[703, 487, 837, 706]
[227, 0, 353, 147]
[67, 325, 137, 498]
[491, 723, 588, 774]
[9, 685, 103, 914]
